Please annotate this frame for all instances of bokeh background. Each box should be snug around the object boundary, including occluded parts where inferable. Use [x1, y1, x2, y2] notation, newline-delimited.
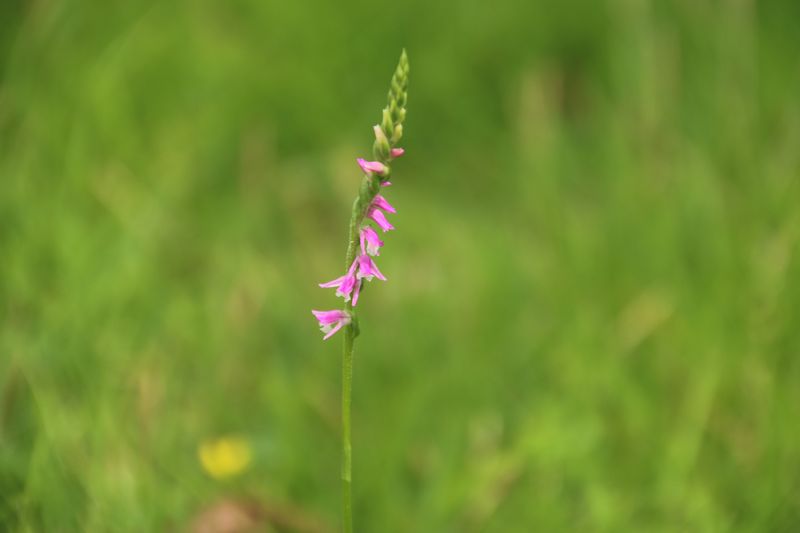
[2, 0, 800, 531]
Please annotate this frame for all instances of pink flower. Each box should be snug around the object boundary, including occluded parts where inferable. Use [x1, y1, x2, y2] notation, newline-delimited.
[367, 207, 394, 232]
[319, 259, 359, 302]
[390, 148, 405, 158]
[360, 226, 384, 256]
[357, 158, 388, 176]
[381, 181, 392, 187]
[366, 194, 397, 232]
[371, 194, 396, 214]
[356, 254, 387, 282]
[311, 309, 352, 340]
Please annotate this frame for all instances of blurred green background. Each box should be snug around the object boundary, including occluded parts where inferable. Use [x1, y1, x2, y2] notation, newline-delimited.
[2, 0, 800, 531]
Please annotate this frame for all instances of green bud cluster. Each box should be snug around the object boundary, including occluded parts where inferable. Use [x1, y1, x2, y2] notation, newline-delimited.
[373, 49, 409, 160]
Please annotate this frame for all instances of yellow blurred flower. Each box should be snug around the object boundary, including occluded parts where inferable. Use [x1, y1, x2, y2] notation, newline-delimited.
[198, 436, 252, 480]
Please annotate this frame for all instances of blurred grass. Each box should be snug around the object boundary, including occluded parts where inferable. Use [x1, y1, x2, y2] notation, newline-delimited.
[1, 0, 800, 531]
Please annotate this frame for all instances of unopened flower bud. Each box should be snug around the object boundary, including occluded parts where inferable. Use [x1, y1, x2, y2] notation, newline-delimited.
[373, 124, 391, 159]
[391, 123, 403, 143]
[381, 108, 393, 137]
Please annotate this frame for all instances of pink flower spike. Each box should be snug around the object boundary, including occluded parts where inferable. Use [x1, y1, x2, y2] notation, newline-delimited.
[312, 309, 352, 340]
[360, 226, 384, 256]
[357, 254, 387, 282]
[390, 148, 405, 158]
[367, 206, 395, 232]
[319, 259, 359, 301]
[357, 158, 388, 176]
[371, 194, 396, 214]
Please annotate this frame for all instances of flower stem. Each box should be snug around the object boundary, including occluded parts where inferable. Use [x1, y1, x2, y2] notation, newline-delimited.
[341, 324, 354, 533]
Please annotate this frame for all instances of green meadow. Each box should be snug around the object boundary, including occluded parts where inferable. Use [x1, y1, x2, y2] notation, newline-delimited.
[1, 0, 799, 531]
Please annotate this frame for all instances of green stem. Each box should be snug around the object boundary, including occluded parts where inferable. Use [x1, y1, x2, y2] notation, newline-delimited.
[341, 325, 354, 533]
